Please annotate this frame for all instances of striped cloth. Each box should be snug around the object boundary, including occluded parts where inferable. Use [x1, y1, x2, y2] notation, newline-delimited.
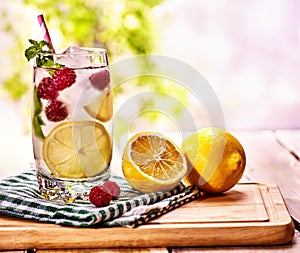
[0, 168, 200, 228]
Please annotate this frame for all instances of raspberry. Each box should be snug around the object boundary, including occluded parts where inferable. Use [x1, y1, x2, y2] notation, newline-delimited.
[89, 185, 113, 207]
[37, 77, 59, 100]
[52, 67, 76, 91]
[45, 100, 69, 122]
[89, 69, 110, 91]
[102, 181, 121, 199]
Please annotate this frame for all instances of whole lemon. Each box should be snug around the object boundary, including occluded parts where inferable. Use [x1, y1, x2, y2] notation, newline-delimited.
[181, 127, 246, 193]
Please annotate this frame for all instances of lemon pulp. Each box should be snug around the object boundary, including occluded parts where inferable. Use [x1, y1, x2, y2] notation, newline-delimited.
[83, 88, 113, 122]
[122, 132, 187, 193]
[42, 120, 112, 179]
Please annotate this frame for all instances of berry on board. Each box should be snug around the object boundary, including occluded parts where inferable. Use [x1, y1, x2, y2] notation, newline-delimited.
[89, 185, 113, 207]
[37, 77, 59, 100]
[52, 67, 76, 91]
[102, 181, 121, 199]
[45, 99, 69, 122]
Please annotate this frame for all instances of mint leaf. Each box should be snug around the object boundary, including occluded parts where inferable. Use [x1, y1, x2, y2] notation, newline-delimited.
[33, 85, 42, 115]
[25, 46, 38, 61]
[25, 39, 49, 62]
[29, 39, 39, 47]
[25, 39, 63, 69]
[32, 115, 45, 140]
[38, 40, 48, 48]
[36, 54, 54, 68]
[32, 85, 45, 140]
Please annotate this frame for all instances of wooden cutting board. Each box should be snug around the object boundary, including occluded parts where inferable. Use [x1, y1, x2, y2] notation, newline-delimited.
[0, 183, 295, 250]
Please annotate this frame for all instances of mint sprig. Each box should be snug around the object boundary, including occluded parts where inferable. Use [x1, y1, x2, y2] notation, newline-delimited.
[25, 39, 64, 140]
[25, 39, 62, 69]
[32, 85, 45, 140]
[25, 39, 65, 139]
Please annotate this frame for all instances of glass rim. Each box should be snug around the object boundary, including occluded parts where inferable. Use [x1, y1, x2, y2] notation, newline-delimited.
[43, 47, 108, 57]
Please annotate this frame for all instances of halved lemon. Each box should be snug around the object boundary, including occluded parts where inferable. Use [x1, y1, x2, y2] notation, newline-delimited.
[42, 121, 112, 179]
[122, 132, 187, 193]
[83, 88, 113, 122]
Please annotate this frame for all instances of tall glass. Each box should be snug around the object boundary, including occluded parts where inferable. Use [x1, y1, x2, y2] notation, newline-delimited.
[31, 47, 113, 202]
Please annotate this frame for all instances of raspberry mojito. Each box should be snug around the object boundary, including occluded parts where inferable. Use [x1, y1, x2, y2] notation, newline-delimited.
[26, 40, 113, 202]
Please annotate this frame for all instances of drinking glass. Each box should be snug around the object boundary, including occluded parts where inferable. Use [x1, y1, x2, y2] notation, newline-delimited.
[31, 47, 113, 202]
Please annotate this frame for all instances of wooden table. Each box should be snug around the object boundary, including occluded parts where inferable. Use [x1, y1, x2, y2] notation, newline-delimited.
[1, 130, 300, 253]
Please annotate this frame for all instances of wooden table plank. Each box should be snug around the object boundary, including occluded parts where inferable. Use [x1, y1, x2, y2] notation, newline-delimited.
[233, 130, 300, 227]
[35, 249, 168, 253]
[275, 130, 300, 159]
[0, 251, 26, 253]
[172, 231, 300, 253]
[274, 130, 300, 230]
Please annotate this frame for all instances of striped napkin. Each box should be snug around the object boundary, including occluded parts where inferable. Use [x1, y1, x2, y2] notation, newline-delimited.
[0, 168, 200, 228]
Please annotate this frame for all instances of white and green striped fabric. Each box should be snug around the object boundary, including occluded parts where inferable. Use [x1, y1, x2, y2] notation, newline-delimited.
[0, 168, 200, 228]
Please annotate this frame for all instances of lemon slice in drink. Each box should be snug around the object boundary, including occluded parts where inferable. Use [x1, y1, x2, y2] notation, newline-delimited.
[43, 121, 112, 178]
[122, 132, 187, 193]
[83, 88, 113, 122]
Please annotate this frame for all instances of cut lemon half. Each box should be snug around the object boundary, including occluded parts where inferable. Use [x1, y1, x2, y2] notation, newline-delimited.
[43, 121, 112, 179]
[122, 132, 187, 193]
[83, 88, 113, 122]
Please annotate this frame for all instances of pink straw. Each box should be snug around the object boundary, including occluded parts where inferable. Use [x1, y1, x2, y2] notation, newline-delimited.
[37, 14, 55, 53]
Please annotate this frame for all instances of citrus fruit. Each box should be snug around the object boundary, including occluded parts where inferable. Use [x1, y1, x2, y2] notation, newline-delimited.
[83, 88, 112, 122]
[122, 132, 187, 193]
[42, 121, 112, 178]
[181, 127, 246, 193]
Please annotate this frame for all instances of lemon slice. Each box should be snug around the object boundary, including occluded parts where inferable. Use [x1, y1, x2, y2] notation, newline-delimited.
[43, 121, 112, 179]
[122, 132, 187, 193]
[83, 88, 113, 122]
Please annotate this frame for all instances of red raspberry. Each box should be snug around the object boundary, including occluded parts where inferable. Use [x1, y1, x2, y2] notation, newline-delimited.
[45, 100, 69, 122]
[89, 185, 113, 207]
[102, 181, 121, 199]
[37, 77, 59, 100]
[52, 67, 76, 91]
[89, 69, 110, 91]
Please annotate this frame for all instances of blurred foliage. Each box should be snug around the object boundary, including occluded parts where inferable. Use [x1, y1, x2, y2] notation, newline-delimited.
[2, 72, 29, 101]
[23, 0, 164, 57]
[1, 0, 164, 99]
[0, 4, 30, 100]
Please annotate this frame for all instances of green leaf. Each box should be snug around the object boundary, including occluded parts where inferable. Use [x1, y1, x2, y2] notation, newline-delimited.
[24, 39, 61, 69]
[36, 114, 45, 126]
[38, 40, 48, 48]
[29, 39, 39, 47]
[32, 115, 45, 140]
[33, 85, 42, 115]
[25, 46, 38, 61]
[32, 85, 45, 139]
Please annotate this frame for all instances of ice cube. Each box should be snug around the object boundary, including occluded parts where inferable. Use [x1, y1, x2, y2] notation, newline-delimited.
[57, 46, 91, 68]
[58, 77, 96, 120]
